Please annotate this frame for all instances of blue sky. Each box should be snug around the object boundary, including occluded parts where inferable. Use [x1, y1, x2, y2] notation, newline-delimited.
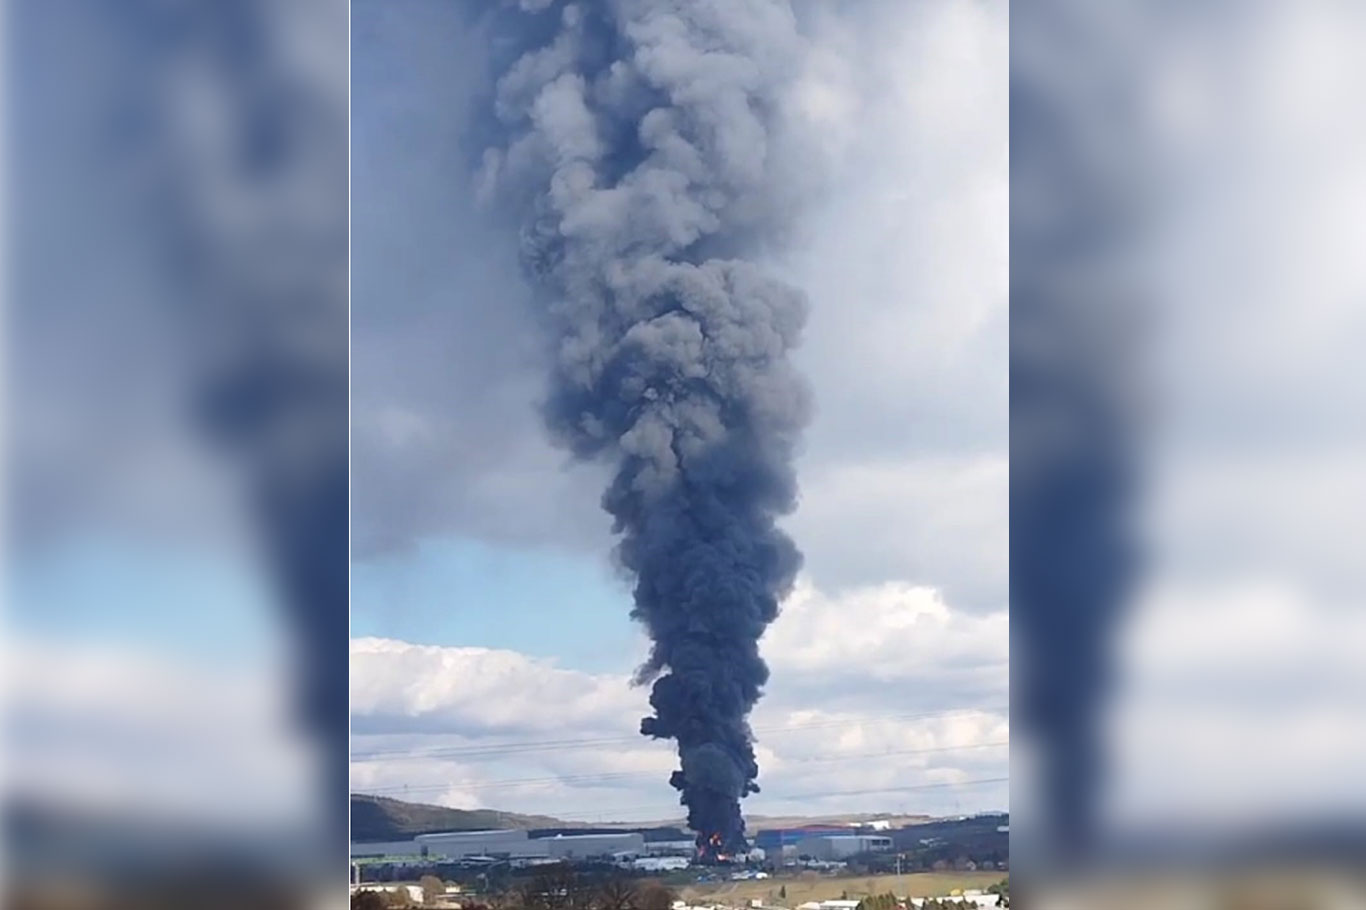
[7, 533, 280, 669]
[347, 0, 645, 676]
[351, 539, 641, 674]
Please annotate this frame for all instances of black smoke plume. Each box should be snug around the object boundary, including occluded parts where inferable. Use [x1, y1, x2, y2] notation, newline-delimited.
[113, 0, 350, 862]
[1010, 3, 1144, 866]
[481, 0, 810, 856]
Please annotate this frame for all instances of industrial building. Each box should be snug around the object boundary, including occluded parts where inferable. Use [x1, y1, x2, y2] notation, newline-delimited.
[543, 832, 645, 859]
[631, 856, 691, 872]
[351, 828, 647, 864]
[792, 834, 893, 860]
[350, 839, 433, 859]
[752, 826, 848, 851]
[416, 828, 545, 859]
[645, 838, 697, 856]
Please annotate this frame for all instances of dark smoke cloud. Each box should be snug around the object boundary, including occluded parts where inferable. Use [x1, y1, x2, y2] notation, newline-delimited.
[1010, 0, 1148, 869]
[92, 0, 348, 862]
[480, 0, 811, 854]
[153, 2, 350, 860]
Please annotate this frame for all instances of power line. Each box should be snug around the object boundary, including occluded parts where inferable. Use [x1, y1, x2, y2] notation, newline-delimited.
[350, 705, 1008, 763]
[355, 739, 1009, 797]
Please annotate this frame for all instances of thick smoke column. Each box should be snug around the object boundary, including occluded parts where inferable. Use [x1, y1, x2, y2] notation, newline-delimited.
[114, 0, 350, 863]
[1011, 1, 1144, 868]
[482, 0, 810, 856]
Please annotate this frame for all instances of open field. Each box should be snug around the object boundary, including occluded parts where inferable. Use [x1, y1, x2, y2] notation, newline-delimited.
[680, 872, 1005, 903]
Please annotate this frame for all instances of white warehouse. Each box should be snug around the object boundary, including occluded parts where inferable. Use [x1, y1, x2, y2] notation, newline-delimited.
[353, 828, 648, 863]
[544, 832, 645, 859]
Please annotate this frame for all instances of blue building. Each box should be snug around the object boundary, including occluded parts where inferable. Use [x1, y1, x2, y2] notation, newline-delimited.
[753, 826, 849, 851]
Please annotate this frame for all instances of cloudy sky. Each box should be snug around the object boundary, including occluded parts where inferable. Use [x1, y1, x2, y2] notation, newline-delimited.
[349, 0, 1008, 824]
[8, 0, 1364, 850]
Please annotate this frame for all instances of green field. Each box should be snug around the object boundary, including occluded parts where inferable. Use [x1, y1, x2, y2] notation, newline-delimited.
[680, 871, 1004, 904]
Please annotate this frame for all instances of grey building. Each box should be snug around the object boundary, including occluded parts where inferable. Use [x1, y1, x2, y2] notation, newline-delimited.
[543, 832, 646, 860]
[645, 839, 697, 856]
[415, 828, 549, 859]
[354, 828, 649, 864]
[350, 839, 427, 859]
[794, 834, 893, 860]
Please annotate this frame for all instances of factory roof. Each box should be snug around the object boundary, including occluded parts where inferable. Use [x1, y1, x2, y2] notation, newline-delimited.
[799, 833, 889, 841]
[416, 828, 525, 839]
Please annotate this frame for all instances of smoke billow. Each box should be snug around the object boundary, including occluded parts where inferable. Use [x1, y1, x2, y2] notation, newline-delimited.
[1010, 3, 1145, 864]
[481, 0, 810, 855]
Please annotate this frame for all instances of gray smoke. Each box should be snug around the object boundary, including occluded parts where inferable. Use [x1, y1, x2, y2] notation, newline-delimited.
[481, 0, 810, 854]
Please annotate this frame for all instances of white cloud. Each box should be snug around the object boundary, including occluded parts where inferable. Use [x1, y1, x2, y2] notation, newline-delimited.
[782, 0, 1007, 462]
[787, 455, 1007, 609]
[763, 579, 1007, 710]
[774, 0, 1008, 601]
[350, 637, 639, 737]
[1102, 577, 1366, 830]
[351, 576, 1007, 821]
[3, 636, 316, 829]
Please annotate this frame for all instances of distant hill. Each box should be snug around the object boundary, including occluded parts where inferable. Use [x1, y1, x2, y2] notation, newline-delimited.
[350, 794, 566, 842]
[531, 825, 693, 843]
[351, 794, 1002, 846]
[580, 812, 935, 831]
[886, 813, 1009, 870]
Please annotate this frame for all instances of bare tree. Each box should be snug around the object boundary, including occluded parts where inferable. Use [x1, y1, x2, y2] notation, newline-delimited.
[634, 881, 677, 910]
[516, 863, 595, 910]
[593, 876, 639, 910]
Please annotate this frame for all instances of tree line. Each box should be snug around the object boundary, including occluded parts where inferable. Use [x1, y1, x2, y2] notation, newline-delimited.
[352, 865, 679, 910]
